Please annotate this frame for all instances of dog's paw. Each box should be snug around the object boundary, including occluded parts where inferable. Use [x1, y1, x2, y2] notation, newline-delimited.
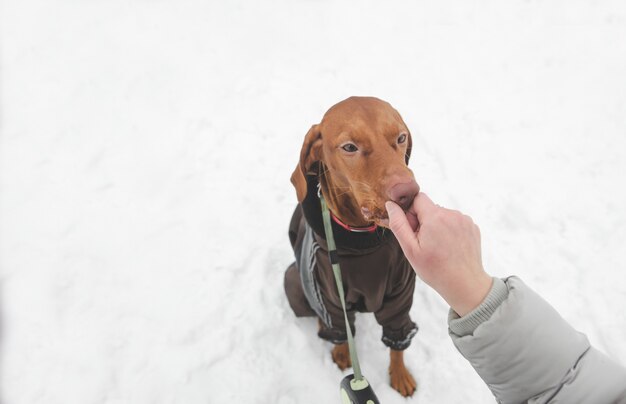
[389, 365, 417, 397]
[331, 343, 352, 370]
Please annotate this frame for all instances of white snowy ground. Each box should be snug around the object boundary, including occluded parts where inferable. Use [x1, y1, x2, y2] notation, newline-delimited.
[2, 1, 626, 403]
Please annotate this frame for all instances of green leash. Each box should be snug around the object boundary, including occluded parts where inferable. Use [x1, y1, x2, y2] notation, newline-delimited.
[319, 194, 380, 404]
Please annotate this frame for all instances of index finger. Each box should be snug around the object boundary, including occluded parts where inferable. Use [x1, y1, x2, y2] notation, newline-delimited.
[410, 192, 437, 222]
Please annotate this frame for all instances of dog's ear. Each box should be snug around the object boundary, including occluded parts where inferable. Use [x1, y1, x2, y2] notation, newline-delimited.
[290, 124, 323, 202]
[405, 131, 412, 165]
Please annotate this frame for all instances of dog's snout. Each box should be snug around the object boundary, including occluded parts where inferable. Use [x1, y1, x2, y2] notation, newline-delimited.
[388, 182, 419, 211]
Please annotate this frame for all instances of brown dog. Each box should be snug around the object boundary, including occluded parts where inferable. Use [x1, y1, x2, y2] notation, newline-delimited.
[285, 96, 420, 397]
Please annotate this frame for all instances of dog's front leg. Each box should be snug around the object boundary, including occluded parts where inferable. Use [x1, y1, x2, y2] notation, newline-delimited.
[331, 343, 352, 370]
[389, 349, 416, 396]
[318, 319, 353, 370]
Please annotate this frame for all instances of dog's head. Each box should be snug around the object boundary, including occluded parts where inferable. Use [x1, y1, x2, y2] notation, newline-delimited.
[291, 96, 419, 226]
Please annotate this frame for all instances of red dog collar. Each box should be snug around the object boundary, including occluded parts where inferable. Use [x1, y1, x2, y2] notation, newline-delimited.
[330, 211, 378, 233]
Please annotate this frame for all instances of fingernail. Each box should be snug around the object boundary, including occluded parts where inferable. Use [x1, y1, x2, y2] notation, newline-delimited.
[385, 201, 396, 215]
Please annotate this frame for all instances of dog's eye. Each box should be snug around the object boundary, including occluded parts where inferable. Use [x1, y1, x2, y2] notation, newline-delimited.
[341, 143, 358, 153]
[398, 133, 407, 144]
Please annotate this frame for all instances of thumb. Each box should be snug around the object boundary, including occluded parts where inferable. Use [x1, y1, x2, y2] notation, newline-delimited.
[386, 201, 419, 255]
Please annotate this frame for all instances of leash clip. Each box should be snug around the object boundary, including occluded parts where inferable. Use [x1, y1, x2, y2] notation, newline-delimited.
[340, 374, 380, 404]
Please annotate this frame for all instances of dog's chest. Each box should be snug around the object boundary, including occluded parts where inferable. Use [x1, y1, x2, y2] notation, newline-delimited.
[312, 235, 409, 312]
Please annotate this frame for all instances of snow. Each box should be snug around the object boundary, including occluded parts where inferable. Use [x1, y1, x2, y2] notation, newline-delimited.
[2, 0, 626, 403]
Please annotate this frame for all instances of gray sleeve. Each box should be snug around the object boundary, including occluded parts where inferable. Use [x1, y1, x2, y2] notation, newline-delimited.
[448, 276, 626, 404]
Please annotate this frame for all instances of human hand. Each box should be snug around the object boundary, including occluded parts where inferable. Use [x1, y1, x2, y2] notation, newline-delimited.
[385, 193, 493, 317]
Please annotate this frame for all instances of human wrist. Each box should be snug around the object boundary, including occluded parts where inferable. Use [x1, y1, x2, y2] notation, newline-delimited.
[445, 271, 493, 317]
[448, 277, 509, 336]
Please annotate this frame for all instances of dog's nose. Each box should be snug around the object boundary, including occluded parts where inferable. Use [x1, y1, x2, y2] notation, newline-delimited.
[388, 181, 420, 211]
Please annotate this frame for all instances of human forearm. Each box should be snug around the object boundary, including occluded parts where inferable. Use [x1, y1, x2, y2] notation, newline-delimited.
[449, 277, 626, 403]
